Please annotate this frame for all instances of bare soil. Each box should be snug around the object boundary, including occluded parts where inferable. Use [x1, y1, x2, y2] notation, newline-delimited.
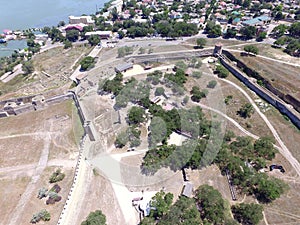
[231, 52, 300, 97]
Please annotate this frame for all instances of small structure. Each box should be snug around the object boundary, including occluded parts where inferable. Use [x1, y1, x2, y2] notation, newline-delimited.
[214, 43, 223, 56]
[242, 15, 271, 27]
[115, 63, 133, 73]
[181, 182, 193, 198]
[32, 95, 46, 110]
[65, 25, 84, 32]
[69, 16, 94, 25]
[85, 31, 112, 39]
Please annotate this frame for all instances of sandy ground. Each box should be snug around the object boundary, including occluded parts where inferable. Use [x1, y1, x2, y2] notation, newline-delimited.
[0, 64, 23, 83]
[122, 64, 175, 78]
[167, 132, 187, 146]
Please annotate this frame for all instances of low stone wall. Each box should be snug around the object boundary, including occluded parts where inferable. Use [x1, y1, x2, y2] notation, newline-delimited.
[56, 134, 87, 225]
[219, 54, 300, 129]
[129, 49, 214, 63]
[222, 50, 300, 114]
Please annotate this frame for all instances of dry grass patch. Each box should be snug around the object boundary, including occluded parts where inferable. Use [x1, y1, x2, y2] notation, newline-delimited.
[0, 176, 31, 225]
[0, 136, 44, 168]
[77, 171, 125, 225]
[16, 166, 74, 225]
[265, 106, 300, 163]
[230, 52, 300, 97]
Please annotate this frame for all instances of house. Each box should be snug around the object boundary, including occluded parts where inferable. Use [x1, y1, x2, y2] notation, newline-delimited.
[181, 182, 193, 198]
[85, 31, 112, 39]
[69, 16, 94, 25]
[242, 15, 271, 26]
[65, 25, 84, 32]
[115, 63, 133, 73]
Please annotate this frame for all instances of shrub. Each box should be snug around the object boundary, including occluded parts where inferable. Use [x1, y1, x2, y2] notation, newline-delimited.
[49, 169, 65, 183]
[207, 80, 217, 88]
[30, 209, 51, 223]
[37, 187, 48, 199]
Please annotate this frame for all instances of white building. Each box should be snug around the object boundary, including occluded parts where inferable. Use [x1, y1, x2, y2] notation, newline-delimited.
[69, 16, 94, 25]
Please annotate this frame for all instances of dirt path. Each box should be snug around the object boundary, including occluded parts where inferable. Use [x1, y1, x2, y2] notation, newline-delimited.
[8, 131, 51, 225]
[203, 65, 300, 177]
[224, 48, 300, 68]
[7, 120, 53, 225]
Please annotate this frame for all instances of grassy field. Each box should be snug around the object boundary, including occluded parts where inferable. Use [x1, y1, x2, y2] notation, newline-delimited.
[0, 100, 83, 224]
[230, 51, 300, 97]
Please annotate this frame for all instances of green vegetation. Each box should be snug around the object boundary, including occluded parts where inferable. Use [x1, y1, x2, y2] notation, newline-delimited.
[196, 38, 206, 49]
[244, 45, 259, 55]
[238, 103, 254, 118]
[66, 29, 80, 42]
[30, 209, 51, 223]
[158, 196, 202, 225]
[215, 65, 229, 78]
[240, 26, 256, 39]
[232, 203, 263, 225]
[149, 191, 174, 219]
[205, 21, 222, 37]
[118, 46, 134, 58]
[49, 169, 65, 183]
[37, 187, 48, 199]
[128, 106, 146, 125]
[207, 80, 217, 88]
[101, 72, 123, 95]
[195, 185, 226, 224]
[88, 35, 101, 46]
[115, 125, 141, 148]
[191, 86, 207, 102]
[80, 56, 95, 71]
[164, 69, 187, 87]
[64, 40, 73, 49]
[22, 60, 34, 75]
[224, 95, 233, 105]
[81, 210, 107, 225]
[155, 87, 165, 96]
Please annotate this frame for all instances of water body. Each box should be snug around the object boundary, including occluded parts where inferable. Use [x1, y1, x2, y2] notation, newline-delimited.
[0, 40, 27, 57]
[0, 0, 108, 57]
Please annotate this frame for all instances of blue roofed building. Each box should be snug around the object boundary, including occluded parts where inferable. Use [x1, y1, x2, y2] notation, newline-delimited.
[242, 15, 271, 27]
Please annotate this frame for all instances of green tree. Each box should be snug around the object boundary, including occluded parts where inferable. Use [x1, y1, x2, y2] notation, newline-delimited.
[64, 40, 72, 49]
[155, 87, 165, 96]
[215, 65, 229, 78]
[80, 56, 95, 71]
[240, 26, 256, 39]
[195, 185, 225, 224]
[57, 20, 65, 27]
[158, 197, 202, 225]
[22, 60, 34, 75]
[196, 38, 206, 48]
[66, 29, 80, 42]
[207, 80, 217, 88]
[88, 35, 101, 46]
[272, 24, 287, 38]
[252, 174, 288, 203]
[284, 39, 300, 57]
[30, 209, 51, 223]
[49, 169, 65, 183]
[253, 137, 277, 160]
[150, 191, 174, 219]
[238, 103, 254, 118]
[81, 210, 106, 225]
[256, 31, 267, 42]
[128, 106, 146, 125]
[244, 45, 259, 55]
[232, 203, 263, 225]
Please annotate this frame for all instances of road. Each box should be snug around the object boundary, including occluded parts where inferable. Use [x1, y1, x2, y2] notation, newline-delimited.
[206, 69, 300, 176]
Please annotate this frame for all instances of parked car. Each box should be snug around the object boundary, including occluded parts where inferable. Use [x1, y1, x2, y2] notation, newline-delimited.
[270, 164, 285, 173]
